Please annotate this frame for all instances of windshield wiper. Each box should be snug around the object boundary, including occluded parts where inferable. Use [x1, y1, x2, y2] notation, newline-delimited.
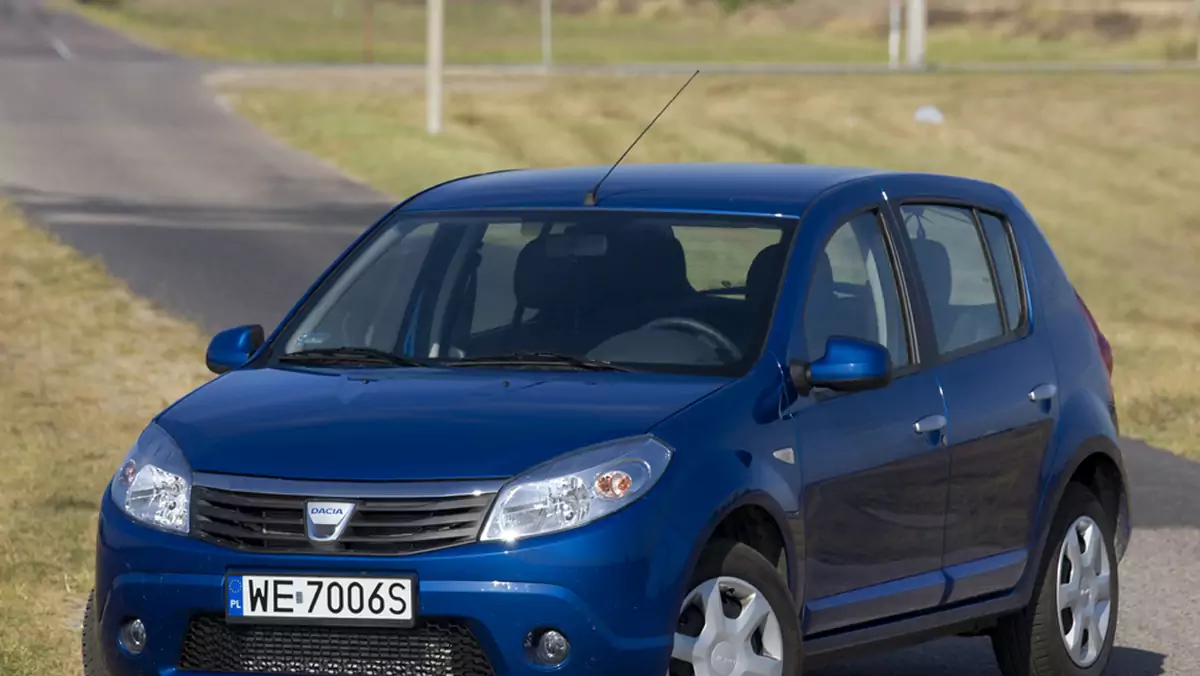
[279, 346, 427, 368]
[446, 351, 632, 372]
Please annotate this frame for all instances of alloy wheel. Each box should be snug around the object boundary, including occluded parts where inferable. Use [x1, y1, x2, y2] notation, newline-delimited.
[670, 576, 784, 676]
[1055, 515, 1113, 668]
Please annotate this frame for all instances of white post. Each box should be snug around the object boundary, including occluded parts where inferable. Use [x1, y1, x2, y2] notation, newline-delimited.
[905, 0, 927, 68]
[540, 0, 552, 72]
[1192, 0, 1200, 62]
[332, 0, 344, 20]
[426, 0, 444, 136]
[888, 0, 902, 69]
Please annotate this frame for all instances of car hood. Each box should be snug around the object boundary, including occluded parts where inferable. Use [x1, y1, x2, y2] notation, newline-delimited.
[156, 366, 727, 481]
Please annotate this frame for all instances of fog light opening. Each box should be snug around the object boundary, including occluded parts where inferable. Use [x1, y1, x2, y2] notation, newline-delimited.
[119, 618, 147, 655]
[528, 628, 570, 666]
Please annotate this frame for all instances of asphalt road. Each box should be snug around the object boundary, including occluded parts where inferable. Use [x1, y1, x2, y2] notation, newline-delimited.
[1, 4, 1198, 675]
[0, 0, 393, 332]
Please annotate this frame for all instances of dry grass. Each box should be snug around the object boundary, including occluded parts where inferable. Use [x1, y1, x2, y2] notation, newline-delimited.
[221, 71, 1200, 457]
[0, 201, 212, 676]
[62, 0, 1198, 64]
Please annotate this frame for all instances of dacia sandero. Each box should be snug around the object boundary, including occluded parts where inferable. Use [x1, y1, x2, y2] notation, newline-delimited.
[85, 163, 1130, 676]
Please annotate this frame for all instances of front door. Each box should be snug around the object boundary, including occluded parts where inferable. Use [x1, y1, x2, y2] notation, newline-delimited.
[786, 201, 950, 636]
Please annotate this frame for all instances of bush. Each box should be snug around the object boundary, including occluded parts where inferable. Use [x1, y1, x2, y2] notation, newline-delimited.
[714, 0, 789, 15]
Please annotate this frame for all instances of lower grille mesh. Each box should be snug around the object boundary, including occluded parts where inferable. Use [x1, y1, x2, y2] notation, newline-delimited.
[179, 616, 495, 676]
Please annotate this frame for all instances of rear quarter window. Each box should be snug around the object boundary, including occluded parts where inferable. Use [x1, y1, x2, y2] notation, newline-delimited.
[977, 211, 1026, 332]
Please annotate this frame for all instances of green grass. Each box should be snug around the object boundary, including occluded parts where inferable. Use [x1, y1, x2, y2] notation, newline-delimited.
[63, 0, 1198, 64]
[0, 201, 212, 676]
[220, 71, 1200, 458]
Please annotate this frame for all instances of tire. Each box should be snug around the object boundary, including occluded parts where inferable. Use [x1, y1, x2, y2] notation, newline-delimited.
[670, 540, 803, 676]
[82, 590, 111, 676]
[992, 483, 1120, 676]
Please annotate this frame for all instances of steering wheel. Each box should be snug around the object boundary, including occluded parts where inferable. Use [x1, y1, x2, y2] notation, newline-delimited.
[641, 317, 743, 363]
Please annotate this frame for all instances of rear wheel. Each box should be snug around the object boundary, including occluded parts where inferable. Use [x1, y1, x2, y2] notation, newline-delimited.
[670, 540, 802, 676]
[992, 484, 1119, 676]
[82, 590, 112, 676]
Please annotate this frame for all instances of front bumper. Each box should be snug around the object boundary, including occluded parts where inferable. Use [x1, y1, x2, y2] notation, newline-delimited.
[94, 490, 693, 676]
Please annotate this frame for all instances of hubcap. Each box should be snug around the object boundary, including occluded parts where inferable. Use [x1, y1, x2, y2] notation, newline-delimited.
[1056, 515, 1113, 668]
[670, 576, 784, 676]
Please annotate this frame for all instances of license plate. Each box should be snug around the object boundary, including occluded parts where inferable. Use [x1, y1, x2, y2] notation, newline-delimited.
[225, 574, 417, 626]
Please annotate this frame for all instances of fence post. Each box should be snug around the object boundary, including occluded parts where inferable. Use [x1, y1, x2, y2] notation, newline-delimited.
[427, 0, 445, 136]
[363, 0, 374, 63]
[889, 0, 902, 69]
[905, 0, 927, 67]
[541, 0, 552, 72]
[1193, 0, 1200, 61]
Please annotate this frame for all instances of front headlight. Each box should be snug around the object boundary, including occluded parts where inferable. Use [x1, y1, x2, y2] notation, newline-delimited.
[480, 435, 673, 543]
[110, 424, 192, 534]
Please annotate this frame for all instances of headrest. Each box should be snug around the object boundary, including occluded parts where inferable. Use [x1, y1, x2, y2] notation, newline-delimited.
[909, 237, 952, 305]
[746, 243, 785, 311]
[803, 250, 838, 360]
[513, 235, 592, 312]
[611, 226, 691, 299]
[810, 249, 834, 297]
[512, 225, 692, 313]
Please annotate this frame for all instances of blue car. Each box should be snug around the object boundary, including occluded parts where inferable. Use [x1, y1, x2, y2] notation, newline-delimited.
[85, 163, 1130, 676]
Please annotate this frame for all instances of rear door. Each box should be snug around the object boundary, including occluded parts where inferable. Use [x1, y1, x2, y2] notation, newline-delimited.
[891, 201, 1058, 604]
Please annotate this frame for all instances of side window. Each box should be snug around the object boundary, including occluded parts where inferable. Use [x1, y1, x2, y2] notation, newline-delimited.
[804, 211, 910, 367]
[978, 212, 1024, 332]
[899, 205, 1003, 355]
[288, 222, 437, 353]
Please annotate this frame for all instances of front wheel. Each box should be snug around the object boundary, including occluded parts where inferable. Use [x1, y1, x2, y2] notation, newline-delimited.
[670, 540, 802, 676]
[992, 483, 1119, 676]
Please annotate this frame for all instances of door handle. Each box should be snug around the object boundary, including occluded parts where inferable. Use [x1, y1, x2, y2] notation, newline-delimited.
[913, 414, 947, 435]
[1029, 383, 1058, 403]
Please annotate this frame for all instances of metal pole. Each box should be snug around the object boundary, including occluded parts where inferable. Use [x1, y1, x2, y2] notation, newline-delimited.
[540, 0, 552, 72]
[427, 0, 444, 136]
[905, 0, 926, 68]
[888, 0, 902, 69]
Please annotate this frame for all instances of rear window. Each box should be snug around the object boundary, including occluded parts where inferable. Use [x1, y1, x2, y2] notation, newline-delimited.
[900, 204, 1004, 355]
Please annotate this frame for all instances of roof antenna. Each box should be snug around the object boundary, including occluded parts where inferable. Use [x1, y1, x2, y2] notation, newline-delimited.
[584, 69, 700, 206]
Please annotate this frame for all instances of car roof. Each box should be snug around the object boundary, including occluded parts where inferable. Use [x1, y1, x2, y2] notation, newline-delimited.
[399, 163, 908, 217]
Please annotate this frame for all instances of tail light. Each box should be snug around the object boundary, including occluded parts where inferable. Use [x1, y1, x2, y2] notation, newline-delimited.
[1075, 289, 1113, 377]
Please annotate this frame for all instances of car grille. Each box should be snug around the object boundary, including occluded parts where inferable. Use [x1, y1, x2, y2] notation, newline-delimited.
[179, 616, 495, 676]
[190, 486, 495, 555]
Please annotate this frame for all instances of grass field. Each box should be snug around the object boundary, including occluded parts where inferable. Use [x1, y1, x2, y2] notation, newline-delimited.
[64, 0, 1199, 64]
[0, 201, 211, 676]
[219, 70, 1200, 457]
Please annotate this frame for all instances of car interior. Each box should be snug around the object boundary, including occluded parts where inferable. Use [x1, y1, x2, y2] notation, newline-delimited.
[463, 223, 787, 368]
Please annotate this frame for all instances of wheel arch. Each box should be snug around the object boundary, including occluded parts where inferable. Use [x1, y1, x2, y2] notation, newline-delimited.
[1066, 442, 1131, 562]
[677, 489, 802, 607]
[1032, 435, 1131, 575]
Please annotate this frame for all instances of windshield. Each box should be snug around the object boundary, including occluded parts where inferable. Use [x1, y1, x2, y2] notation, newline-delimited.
[276, 210, 795, 376]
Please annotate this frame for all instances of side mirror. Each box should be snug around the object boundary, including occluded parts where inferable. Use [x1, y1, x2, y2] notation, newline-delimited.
[789, 336, 892, 395]
[206, 325, 265, 374]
